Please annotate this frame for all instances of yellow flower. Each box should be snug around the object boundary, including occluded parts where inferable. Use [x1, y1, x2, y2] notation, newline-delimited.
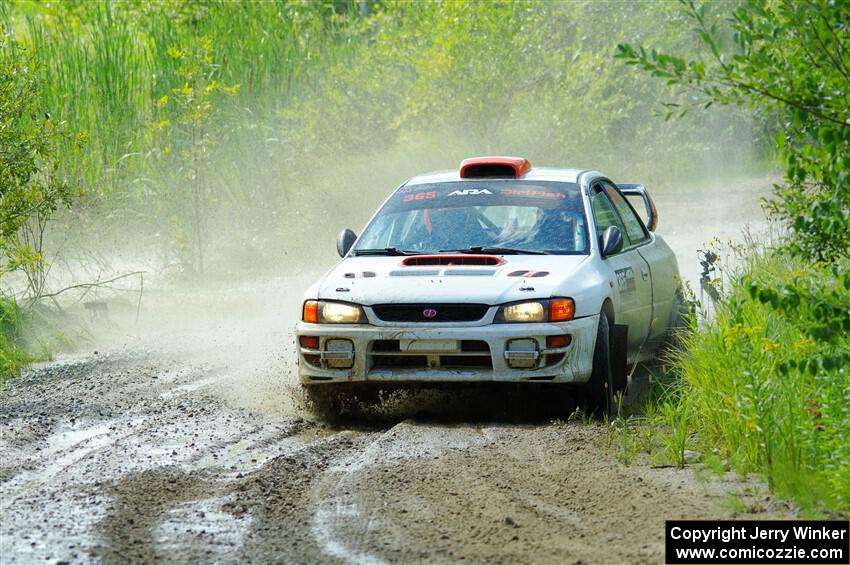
[792, 337, 816, 354]
[723, 323, 744, 347]
[156, 95, 169, 109]
[761, 338, 780, 353]
[151, 117, 170, 131]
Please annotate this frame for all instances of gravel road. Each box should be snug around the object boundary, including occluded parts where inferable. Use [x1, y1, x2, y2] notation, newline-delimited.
[0, 177, 791, 564]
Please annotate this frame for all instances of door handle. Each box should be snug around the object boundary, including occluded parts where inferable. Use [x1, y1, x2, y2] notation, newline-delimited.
[641, 268, 649, 281]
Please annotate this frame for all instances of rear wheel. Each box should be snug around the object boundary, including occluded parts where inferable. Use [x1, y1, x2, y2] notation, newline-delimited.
[581, 313, 615, 420]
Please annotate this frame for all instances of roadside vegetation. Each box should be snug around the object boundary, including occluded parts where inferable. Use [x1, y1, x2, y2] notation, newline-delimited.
[0, 32, 75, 379]
[617, 0, 849, 514]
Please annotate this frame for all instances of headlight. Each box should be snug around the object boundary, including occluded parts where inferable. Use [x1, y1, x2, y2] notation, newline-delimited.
[321, 302, 364, 323]
[302, 300, 366, 323]
[500, 301, 545, 322]
[496, 298, 574, 323]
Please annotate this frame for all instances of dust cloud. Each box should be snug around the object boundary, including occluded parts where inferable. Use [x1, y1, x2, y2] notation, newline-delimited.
[40, 152, 775, 422]
[33, 0, 776, 418]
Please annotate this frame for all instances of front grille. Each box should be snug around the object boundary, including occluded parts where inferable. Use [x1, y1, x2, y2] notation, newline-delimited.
[371, 303, 489, 323]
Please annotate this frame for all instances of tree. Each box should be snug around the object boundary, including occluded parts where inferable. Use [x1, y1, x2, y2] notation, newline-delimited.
[617, 0, 850, 261]
[0, 32, 77, 298]
[153, 36, 239, 275]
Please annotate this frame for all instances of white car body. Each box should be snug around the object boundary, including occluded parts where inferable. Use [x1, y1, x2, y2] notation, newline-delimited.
[296, 159, 680, 387]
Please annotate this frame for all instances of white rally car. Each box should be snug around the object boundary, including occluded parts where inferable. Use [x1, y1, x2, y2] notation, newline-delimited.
[296, 157, 682, 417]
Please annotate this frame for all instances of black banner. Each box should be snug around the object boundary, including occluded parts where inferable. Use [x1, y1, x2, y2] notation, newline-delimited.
[666, 520, 849, 564]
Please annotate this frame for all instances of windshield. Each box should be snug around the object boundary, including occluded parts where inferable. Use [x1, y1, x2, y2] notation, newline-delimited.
[354, 181, 588, 255]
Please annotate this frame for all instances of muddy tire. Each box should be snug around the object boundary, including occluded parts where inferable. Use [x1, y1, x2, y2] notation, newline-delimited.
[303, 384, 342, 422]
[581, 313, 615, 420]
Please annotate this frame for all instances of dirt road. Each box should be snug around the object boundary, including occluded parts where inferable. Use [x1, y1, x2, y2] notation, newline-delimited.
[0, 177, 789, 564]
[0, 353, 793, 564]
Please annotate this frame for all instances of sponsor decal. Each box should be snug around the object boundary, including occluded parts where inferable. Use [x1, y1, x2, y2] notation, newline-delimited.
[615, 267, 636, 293]
[447, 189, 493, 196]
[500, 188, 567, 199]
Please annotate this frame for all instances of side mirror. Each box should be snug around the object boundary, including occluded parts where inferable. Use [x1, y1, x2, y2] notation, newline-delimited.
[337, 228, 357, 257]
[600, 226, 624, 257]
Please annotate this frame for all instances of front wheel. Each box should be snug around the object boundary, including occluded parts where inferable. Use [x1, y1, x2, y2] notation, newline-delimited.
[581, 313, 615, 420]
[302, 384, 342, 422]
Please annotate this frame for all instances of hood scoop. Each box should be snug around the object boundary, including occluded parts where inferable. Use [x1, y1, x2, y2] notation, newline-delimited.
[401, 255, 505, 267]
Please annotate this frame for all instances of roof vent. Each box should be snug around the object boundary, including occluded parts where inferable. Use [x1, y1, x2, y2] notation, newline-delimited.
[459, 156, 531, 179]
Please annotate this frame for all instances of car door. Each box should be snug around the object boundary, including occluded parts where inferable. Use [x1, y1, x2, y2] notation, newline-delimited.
[590, 182, 653, 357]
[604, 181, 678, 348]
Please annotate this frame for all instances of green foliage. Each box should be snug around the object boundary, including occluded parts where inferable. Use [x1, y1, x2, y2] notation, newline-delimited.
[617, 0, 849, 511]
[289, 0, 759, 179]
[0, 295, 33, 381]
[617, 0, 850, 261]
[0, 34, 65, 236]
[152, 36, 240, 274]
[673, 251, 850, 512]
[10, 0, 350, 270]
[0, 31, 78, 295]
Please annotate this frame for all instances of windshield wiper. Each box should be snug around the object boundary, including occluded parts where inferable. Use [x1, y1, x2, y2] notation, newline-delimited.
[440, 246, 549, 255]
[352, 247, 423, 256]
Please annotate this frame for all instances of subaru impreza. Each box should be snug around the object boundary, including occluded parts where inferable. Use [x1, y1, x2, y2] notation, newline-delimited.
[296, 157, 682, 417]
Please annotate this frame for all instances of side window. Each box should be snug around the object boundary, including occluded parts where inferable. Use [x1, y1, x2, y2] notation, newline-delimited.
[591, 187, 630, 246]
[604, 183, 648, 244]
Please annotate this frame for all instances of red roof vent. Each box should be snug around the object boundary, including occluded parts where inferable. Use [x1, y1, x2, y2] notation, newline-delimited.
[459, 156, 531, 179]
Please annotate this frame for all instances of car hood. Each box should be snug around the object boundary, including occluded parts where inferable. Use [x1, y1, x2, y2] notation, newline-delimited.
[311, 255, 592, 305]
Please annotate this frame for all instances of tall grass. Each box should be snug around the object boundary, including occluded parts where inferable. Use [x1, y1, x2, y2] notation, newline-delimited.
[18, 1, 351, 200]
[671, 249, 850, 514]
[0, 296, 32, 382]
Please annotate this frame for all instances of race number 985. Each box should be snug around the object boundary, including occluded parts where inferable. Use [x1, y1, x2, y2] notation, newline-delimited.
[404, 191, 436, 202]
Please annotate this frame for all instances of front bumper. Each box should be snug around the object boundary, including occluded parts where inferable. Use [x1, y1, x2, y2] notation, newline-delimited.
[296, 315, 599, 384]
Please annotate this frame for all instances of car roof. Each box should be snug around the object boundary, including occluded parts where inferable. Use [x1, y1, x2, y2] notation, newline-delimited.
[404, 167, 591, 186]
